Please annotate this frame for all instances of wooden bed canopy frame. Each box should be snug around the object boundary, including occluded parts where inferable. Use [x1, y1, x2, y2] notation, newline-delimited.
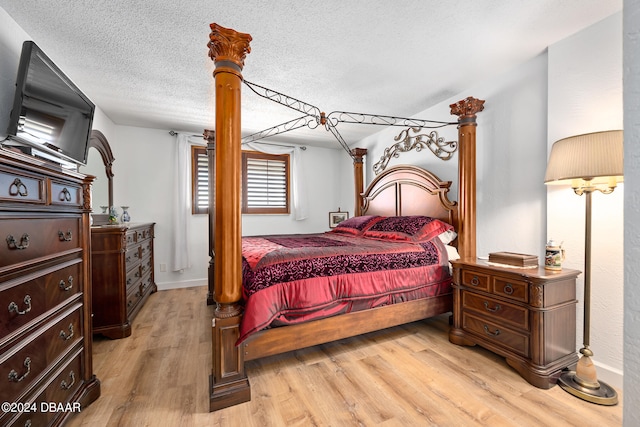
[206, 24, 484, 411]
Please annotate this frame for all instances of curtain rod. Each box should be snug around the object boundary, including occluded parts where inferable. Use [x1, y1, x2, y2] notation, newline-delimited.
[169, 130, 306, 150]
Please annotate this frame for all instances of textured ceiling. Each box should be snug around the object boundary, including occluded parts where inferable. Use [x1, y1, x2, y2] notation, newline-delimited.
[0, 1, 622, 148]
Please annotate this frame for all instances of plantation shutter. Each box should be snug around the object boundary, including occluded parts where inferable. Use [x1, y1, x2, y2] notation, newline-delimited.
[242, 152, 290, 214]
[191, 146, 209, 214]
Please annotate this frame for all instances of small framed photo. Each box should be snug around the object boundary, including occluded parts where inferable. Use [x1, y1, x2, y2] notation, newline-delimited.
[329, 210, 349, 228]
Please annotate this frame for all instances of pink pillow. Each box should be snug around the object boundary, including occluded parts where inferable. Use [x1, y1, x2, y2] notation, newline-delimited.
[362, 216, 453, 242]
[330, 215, 383, 235]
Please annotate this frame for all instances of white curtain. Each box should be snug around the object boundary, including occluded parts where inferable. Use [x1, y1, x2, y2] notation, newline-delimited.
[171, 133, 205, 272]
[244, 142, 308, 221]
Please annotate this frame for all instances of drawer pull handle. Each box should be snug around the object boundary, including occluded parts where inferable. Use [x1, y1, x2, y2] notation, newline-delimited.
[59, 276, 74, 291]
[59, 187, 72, 202]
[60, 323, 74, 341]
[484, 301, 501, 312]
[503, 284, 514, 295]
[6, 233, 30, 250]
[58, 230, 73, 241]
[8, 357, 31, 382]
[484, 325, 501, 336]
[60, 371, 76, 390]
[8, 295, 32, 315]
[470, 276, 480, 286]
[8, 178, 28, 197]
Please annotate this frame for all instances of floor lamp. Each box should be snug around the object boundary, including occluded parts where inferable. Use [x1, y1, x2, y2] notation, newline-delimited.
[544, 130, 622, 406]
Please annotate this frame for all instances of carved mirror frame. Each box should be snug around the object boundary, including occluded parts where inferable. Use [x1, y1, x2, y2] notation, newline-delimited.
[88, 130, 115, 225]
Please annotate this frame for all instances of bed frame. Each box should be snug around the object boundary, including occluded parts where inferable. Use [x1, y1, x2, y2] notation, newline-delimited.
[206, 24, 484, 411]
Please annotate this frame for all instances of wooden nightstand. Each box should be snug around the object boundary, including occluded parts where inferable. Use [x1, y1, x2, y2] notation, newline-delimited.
[449, 259, 580, 389]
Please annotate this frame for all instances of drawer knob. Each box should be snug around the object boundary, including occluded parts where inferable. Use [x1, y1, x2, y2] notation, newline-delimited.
[60, 323, 74, 341]
[6, 233, 30, 250]
[58, 230, 73, 241]
[484, 301, 501, 312]
[8, 357, 31, 382]
[470, 276, 480, 286]
[8, 178, 28, 197]
[60, 371, 76, 390]
[503, 284, 514, 295]
[483, 325, 501, 336]
[59, 276, 74, 291]
[8, 295, 32, 315]
[59, 187, 72, 202]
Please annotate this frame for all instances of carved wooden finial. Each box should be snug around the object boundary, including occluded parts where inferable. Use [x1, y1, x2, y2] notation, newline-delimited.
[450, 97, 485, 121]
[351, 148, 368, 164]
[203, 129, 215, 142]
[208, 23, 252, 69]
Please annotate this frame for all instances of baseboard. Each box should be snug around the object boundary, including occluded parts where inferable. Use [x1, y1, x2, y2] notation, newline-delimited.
[595, 361, 623, 391]
[155, 278, 207, 291]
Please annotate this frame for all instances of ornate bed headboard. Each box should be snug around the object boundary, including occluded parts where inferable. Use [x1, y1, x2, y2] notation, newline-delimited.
[361, 165, 458, 229]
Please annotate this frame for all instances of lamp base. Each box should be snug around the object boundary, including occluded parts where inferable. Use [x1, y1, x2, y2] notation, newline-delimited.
[558, 370, 618, 406]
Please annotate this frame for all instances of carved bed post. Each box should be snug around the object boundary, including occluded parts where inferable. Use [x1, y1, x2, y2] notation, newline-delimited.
[450, 97, 485, 261]
[204, 129, 216, 306]
[207, 23, 252, 411]
[351, 148, 367, 217]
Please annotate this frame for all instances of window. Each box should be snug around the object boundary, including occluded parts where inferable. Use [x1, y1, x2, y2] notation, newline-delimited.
[190, 147, 290, 215]
[191, 146, 209, 214]
[242, 151, 290, 214]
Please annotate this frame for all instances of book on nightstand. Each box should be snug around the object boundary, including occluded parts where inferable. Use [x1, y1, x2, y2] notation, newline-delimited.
[488, 251, 538, 268]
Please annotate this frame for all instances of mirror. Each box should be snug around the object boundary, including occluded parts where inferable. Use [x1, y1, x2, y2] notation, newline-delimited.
[80, 130, 114, 224]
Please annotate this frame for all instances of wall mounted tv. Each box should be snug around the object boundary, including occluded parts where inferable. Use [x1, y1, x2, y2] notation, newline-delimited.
[6, 41, 95, 165]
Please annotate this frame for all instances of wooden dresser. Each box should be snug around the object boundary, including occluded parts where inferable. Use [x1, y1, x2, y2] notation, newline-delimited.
[449, 259, 580, 388]
[0, 148, 100, 426]
[90, 223, 156, 339]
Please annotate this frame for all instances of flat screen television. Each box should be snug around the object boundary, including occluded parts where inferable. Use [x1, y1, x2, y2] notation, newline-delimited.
[6, 41, 95, 166]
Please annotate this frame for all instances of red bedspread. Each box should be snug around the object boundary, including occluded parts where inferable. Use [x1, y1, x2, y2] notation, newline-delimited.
[239, 232, 452, 344]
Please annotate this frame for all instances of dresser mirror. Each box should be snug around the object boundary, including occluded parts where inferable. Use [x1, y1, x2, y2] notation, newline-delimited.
[80, 130, 114, 225]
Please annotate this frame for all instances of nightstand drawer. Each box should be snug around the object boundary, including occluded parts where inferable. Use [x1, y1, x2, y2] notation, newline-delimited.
[462, 291, 529, 330]
[492, 276, 528, 303]
[461, 270, 490, 292]
[462, 312, 529, 357]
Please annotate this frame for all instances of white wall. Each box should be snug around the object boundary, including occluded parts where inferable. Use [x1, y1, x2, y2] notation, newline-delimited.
[547, 12, 624, 389]
[354, 52, 549, 260]
[624, 0, 640, 423]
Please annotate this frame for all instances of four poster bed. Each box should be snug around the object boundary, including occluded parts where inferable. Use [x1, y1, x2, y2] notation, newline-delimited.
[206, 24, 484, 411]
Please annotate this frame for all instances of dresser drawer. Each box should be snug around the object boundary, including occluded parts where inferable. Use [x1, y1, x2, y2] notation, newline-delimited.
[45, 349, 83, 412]
[125, 244, 142, 269]
[49, 180, 82, 207]
[460, 269, 490, 292]
[45, 305, 83, 364]
[140, 272, 154, 297]
[492, 276, 528, 303]
[0, 306, 82, 404]
[1, 217, 81, 268]
[0, 168, 45, 204]
[462, 291, 529, 330]
[1, 260, 82, 339]
[126, 284, 143, 314]
[462, 312, 529, 357]
[2, 348, 83, 427]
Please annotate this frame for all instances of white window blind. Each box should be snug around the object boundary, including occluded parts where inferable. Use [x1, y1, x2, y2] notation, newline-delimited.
[243, 152, 290, 214]
[191, 146, 209, 214]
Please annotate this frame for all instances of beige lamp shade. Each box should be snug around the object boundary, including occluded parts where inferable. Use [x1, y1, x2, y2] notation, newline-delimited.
[544, 130, 624, 186]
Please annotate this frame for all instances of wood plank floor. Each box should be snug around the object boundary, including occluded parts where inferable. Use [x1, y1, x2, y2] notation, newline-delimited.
[68, 286, 623, 426]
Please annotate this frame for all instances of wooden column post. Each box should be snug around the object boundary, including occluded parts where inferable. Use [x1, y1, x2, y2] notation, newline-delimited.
[351, 148, 367, 217]
[450, 97, 484, 261]
[207, 23, 252, 411]
[204, 129, 216, 306]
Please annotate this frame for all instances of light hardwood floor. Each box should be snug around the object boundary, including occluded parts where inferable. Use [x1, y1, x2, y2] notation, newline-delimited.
[68, 286, 623, 426]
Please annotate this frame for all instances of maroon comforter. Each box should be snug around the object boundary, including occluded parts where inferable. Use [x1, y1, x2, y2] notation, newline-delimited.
[239, 232, 452, 343]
